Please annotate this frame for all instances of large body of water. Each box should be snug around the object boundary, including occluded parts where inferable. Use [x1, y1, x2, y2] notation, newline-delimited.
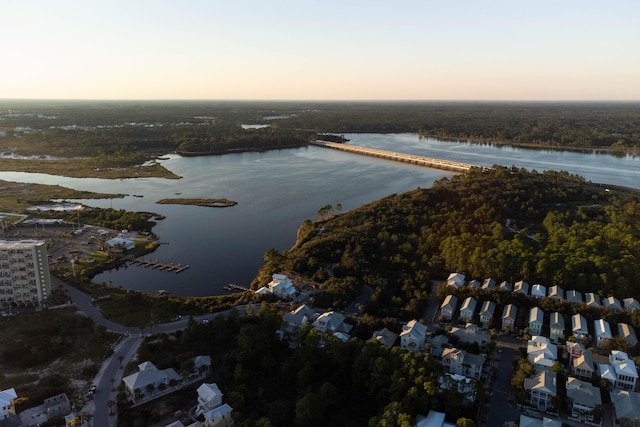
[0, 134, 638, 296]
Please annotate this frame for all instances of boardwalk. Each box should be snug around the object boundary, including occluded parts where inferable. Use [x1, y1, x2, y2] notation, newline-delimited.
[311, 141, 479, 173]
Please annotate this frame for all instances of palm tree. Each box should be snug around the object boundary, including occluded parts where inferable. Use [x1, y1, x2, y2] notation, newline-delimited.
[117, 355, 124, 368]
[107, 399, 115, 416]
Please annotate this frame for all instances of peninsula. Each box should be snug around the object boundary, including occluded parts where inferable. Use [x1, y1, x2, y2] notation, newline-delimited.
[156, 198, 238, 208]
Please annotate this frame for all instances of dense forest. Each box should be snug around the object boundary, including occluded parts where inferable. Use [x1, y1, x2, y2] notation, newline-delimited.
[255, 167, 640, 320]
[120, 305, 472, 427]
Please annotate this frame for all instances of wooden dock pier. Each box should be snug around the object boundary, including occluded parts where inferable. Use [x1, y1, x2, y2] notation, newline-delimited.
[131, 258, 190, 273]
[224, 283, 252, 292]
[311, 141, 479, 173]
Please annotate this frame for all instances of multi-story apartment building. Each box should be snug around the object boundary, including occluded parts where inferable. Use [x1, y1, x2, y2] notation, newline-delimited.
[0, 240, 51, 306]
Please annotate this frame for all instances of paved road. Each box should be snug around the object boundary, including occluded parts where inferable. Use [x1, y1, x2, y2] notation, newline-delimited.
[53, 274, 260, 427]
[486, 346, 520, 427]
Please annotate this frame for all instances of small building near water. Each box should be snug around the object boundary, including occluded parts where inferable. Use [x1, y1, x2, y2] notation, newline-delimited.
[106, 237, 135, 251]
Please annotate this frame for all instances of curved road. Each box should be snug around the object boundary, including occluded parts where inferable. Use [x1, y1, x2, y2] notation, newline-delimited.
[52, 276, 238, 427]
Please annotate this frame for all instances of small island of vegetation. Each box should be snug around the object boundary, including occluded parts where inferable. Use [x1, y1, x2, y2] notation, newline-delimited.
[156, 198, 238, 208]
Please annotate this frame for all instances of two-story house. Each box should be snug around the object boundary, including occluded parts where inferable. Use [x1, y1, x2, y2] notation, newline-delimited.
[195, 383, 234, 426]
[594, 318, 613, 348]
[566, 377, 602, 421]
[571, 349, 595, 380]
[501, 304, 517, 333]
[122, 361, 182, 402]
[447, 272, 465, 289]
[498, 280, 512, 292]
[524, 370, 557, 412]
[440, 294, 458, 322]
[267, 273, 297, 299]
[527, 336, 558, 369]
[572, 314, 589, 341]
[531, 284, 547, 298]
[611, 351, 639, 391]
[372, 327, 399, 348]
[479, 300, 496, 328]
[313, 311, 353, 335]
[481, 278, 496, 291]
[0, 388, 17, 420]
[548, 285, 564, 300]
[441, 347, 485, 379]
[566, 290, 583, 304]
[513, 280, 529, 295]
[467, 279, 481, 289]
[599, 351, 639, 391]
[567, 341, 586, 363]
[528, 307, 544, 336]
[624, 297, 640, 312]
[604, 296, 622, 312]
[280, 304, 316, 340]
[549, 312, 565, 342]
[585, 292, 601, 308]
[459, 297, 477, 323]
[618, 323, 638, 347]
[400, 319, 427, 352]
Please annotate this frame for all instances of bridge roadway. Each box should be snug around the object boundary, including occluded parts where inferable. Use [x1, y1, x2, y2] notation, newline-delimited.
[311, 141, 479, 173]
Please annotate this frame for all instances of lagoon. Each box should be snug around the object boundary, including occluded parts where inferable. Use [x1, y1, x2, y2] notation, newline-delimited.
[0, 134, 638, 296]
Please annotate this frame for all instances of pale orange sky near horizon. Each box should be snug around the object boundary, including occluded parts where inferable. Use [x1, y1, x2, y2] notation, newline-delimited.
[2, 0, 639, 101]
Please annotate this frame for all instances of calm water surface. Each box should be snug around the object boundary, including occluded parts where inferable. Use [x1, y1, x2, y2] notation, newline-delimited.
[0, 134, 637, 296]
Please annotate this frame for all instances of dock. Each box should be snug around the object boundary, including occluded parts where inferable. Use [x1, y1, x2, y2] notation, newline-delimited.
[310, 141, 479, 173]
[131, 258, 190, 273]
[224, 283, 252, 292]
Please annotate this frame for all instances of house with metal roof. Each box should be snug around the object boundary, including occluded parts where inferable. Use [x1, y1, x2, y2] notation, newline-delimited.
[549, 312, 565, 342]
[501, 304, 518, 332]
[531, 284, 547, 298]
[604, 296, 622, 312]
[122, 361, 181, 403]
[400, 319, 427, 352]
[467, 279, 481, 289]
[0, 388, 17, 420]
[498, 280, 512, 292]
[372, 327, 398, 348]
[594, 319, 613, 348]
[524, 370, 557, 412]
[618, 323, 638, 347]
[529, 307, 544, 336]
[479, 300, 496, 328]
[547, 285, 564, 300]
[566, 377, 602, 422]
[566, 290, 583, 304]
[459, 297, 477, 323]
[481, 278, 496, 291]
[624, 297, 640, 311]
[447, 272, 465, 289]
[572, 314, 589, 341]
[611, 389, 640, 424]
[585, 292, 601, 308]
[571, 349, 595, 380]
[440, 294, 458, 321]
[513, 280, 529, 295]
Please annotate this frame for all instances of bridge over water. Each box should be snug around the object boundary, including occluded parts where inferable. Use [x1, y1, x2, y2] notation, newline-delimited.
[311, 141, 479, 173]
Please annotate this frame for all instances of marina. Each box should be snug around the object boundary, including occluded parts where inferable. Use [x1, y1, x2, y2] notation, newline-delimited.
[130, 258, 190, 273]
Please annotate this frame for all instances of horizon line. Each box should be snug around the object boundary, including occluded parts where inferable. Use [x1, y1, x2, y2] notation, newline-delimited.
[1, 98, 640, 103]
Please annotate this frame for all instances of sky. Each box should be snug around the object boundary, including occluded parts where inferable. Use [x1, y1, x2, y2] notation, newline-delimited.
[1, 0, 639, 101]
